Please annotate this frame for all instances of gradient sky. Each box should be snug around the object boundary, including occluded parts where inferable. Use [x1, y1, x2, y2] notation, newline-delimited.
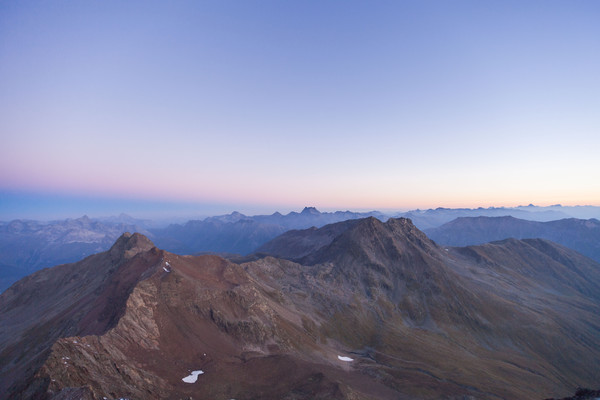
[1, 1, 599, 220]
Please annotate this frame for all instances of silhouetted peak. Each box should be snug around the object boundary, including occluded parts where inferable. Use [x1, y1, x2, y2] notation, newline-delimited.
[349, 216, 418, 235]
[109, 232, 155, 260]
[301, 206, 320, 215]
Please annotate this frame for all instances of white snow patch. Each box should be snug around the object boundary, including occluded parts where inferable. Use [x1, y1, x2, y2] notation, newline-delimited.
[165, 261, 170, 267]
[163, 267, 170, 272]
[337, 355, 353, 362]
[182, 370, 204, 383]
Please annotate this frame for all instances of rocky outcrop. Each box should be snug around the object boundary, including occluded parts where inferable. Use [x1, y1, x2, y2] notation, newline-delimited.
[0, 233, 161, 398]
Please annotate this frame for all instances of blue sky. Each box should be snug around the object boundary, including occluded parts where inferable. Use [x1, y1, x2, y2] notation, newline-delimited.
[1, 1, 599, 220]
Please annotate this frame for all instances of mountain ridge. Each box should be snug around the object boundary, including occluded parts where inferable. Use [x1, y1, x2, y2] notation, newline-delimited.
[3, 205, 600, 292]
[426, 215, 600, 263]
[0, 232, 164, 398]
[2, 218, 599, 398]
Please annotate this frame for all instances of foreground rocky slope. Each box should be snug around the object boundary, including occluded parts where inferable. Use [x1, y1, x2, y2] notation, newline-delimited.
[1, 218, 599, 399]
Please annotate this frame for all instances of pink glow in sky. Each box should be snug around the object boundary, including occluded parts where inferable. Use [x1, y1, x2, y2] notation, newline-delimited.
[1, 1, 599, 219]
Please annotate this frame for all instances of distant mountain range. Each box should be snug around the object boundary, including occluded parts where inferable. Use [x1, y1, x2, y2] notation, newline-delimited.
[2, 218, 599, 399]
[151, 207, 387, 255]
[0, 208, 386, 292]
[426, 216, 600, 263]
[1, 205, 599, 292]
[0, 216, 151, 292]
[398, 204, 600, 230]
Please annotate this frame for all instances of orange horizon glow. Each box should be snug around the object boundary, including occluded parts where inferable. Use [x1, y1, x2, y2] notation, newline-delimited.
[2, 2, 599, 219]
[3, 178, 598, 215]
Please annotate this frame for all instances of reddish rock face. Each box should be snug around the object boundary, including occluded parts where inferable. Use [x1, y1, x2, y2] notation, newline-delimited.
[1, 220, 600, 399]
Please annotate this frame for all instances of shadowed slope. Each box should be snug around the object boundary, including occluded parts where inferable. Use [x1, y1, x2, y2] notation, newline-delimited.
[256, 218, 362, 260]
[258, 217, 600, 398]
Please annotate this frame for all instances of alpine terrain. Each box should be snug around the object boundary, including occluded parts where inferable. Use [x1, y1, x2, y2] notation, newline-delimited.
[1, 218, 599, 399]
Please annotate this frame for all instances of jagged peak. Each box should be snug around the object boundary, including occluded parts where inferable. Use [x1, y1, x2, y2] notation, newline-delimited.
[350, 216, 413, 232]
[335, 217, 435, 253]
[301, 206, 320, 215]
[386, 217, 437, 244]
[385, 216, 416, 230]
[109, 232, 155, 260]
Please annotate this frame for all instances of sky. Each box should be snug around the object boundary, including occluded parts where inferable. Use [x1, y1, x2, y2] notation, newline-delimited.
[1, 0, 599, 220]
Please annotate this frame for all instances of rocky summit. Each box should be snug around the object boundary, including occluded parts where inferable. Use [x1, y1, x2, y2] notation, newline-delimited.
[1, 219, 599, 399]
